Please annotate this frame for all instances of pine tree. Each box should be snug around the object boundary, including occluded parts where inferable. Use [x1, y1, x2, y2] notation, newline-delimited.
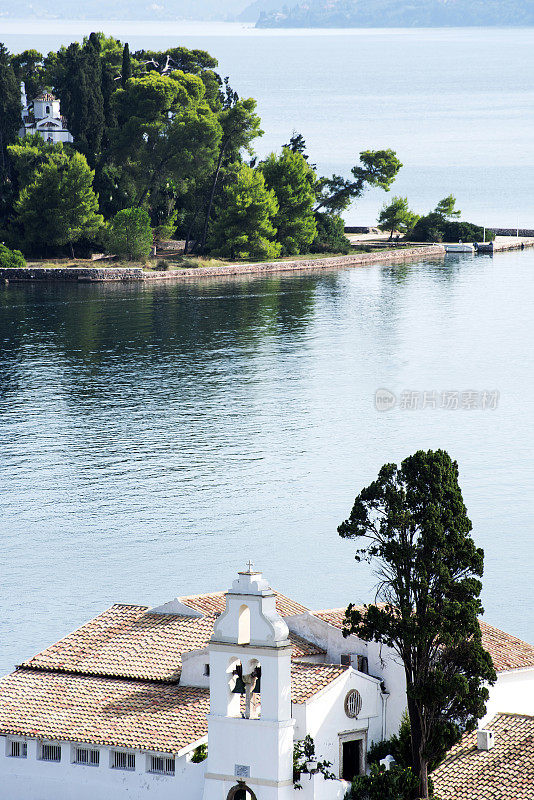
[377, 195, 418, 239]
[260, 148, 317, 255]
[121, 43, 132, 89]
[15, 148, 103, 256]
[208, 164, 281, 261]
[107, 207, 153, 261]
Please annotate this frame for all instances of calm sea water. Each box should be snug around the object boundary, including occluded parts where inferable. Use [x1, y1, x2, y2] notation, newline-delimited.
[1, 21, 534, 227]
[1, 250, 533, 676]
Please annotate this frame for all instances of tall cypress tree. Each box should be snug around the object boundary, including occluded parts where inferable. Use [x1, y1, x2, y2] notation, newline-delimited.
[60, 39, 105, 165]
[0, 44, 22, 174]
[121, 42, 132, 88]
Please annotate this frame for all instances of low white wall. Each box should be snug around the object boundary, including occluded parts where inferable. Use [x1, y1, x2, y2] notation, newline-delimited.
[0, 737, 207, 800]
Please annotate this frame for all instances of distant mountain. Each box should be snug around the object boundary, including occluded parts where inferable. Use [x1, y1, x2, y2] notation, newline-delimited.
[255, 0, 534, 27]
[0, 0, 252, 20]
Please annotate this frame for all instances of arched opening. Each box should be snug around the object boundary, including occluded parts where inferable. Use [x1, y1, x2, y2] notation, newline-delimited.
[238, 604, 250, 645]
[229, 659, 261, 719]
[226, 784, 258, 800]
[46, 105, 50, 115]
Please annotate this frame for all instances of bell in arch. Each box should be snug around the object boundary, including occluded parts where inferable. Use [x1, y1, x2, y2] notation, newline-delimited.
[232, 664, 246, 695]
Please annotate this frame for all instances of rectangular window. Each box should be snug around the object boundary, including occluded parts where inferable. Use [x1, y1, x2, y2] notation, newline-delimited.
[112, 751, 135, 771]
[74, 747, 99, 766]
[149, 755, 175, 775]
[204, 663, 210, 676]
[340, 654, 351, 667]
[40, 743, 61, 762]
[9, 740, 27, 758]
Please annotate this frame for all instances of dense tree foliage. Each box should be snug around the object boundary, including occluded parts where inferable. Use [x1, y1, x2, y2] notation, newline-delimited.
[2, 34, 402, 260]
[344, 763, 420, 800]
[338, 449, 496, 799]
[107, 207, 153, 260]
[409, 213, 493, 243]
[0, 243, 26, 268]
[13, 143, 103, 255]
[0, 44, 21, 175]
[311, 212, 351, 253]
[208, 164, 281, 261]
[259, 148, 317, 255]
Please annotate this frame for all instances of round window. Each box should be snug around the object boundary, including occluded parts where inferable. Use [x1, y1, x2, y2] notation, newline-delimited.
[344, 689, 362, 718]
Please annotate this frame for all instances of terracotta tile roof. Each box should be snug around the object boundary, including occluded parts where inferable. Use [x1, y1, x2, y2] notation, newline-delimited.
[432, 713, 534, 800]
[179, 590, 309, 618]
[291, 663, 348, 703]
[0, 664, 345, 752]
[288, 631, 325, 659]
[20, 605, 210, 682]
[315, 609, 534, 673]
[21, 603, 323, 682]
[0, 669, 209, 754]
[479, 620, 534, 672]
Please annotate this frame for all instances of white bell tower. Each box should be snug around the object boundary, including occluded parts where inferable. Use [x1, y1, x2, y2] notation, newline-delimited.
[202, 564, 295, 800]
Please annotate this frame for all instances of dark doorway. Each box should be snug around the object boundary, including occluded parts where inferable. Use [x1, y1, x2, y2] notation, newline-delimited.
[342, 739, 363, 781]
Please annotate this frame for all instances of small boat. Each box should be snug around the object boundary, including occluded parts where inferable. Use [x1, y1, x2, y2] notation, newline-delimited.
[444, 243, 475, 253]
[474, 241, 494, 253]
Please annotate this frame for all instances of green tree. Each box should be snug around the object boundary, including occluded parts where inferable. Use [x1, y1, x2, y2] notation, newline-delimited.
[121, 42, 132, 88]
[315, 149, 402, 214]
[338, 449, 496, 799]
[434, 194, 461, 219]
[377, 196, 418, 239]
[208, 164, 281, 261]
[53, 39, 105, 163]
[260, 148, 317, 255]
[0, 44, 22, 174]
[344, 763, 420, 800]
[111, 70, 222, 223]
[15, 148, 103, 256]
[10, 49, 44, 100]
[107, 207, 153, 260]
[0, 243, 26, 268]
[199, 97, 262, 251]
[311, 212, 351, 253]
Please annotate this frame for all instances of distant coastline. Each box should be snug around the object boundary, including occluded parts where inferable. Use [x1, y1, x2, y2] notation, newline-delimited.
[256, 0, 534, 29]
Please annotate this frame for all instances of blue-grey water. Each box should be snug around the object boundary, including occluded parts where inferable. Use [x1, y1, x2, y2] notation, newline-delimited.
[1, 250, 533, 677]
[1, 21, 534, 227]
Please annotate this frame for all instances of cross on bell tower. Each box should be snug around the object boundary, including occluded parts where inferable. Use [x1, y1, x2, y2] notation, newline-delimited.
[202, 567, 295, 800]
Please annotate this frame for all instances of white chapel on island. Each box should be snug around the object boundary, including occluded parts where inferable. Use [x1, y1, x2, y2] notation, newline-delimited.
[0, 564, 533, 800]
[19, 82, 73, 144]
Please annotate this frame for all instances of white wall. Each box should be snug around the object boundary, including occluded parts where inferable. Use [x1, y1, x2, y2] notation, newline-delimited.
[287, 613, 406, 741]
[482, 668, 534, 725]
[0, 736, 206, 800]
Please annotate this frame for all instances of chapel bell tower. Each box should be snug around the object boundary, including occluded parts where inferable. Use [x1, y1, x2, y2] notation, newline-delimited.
[202, 564, 295, 800]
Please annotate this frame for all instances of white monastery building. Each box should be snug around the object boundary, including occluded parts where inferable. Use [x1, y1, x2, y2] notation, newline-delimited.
[19, 82, 73, 144]
[0, 565, 533, 800]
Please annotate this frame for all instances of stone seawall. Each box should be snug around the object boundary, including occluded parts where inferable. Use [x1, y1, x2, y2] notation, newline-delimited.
[0, 246, 444, 284]
[0, 267, 145, 282]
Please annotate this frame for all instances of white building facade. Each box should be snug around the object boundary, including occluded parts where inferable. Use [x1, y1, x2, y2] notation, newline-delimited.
[0, 566, 532, 800]
[19, 82, 73, 144]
